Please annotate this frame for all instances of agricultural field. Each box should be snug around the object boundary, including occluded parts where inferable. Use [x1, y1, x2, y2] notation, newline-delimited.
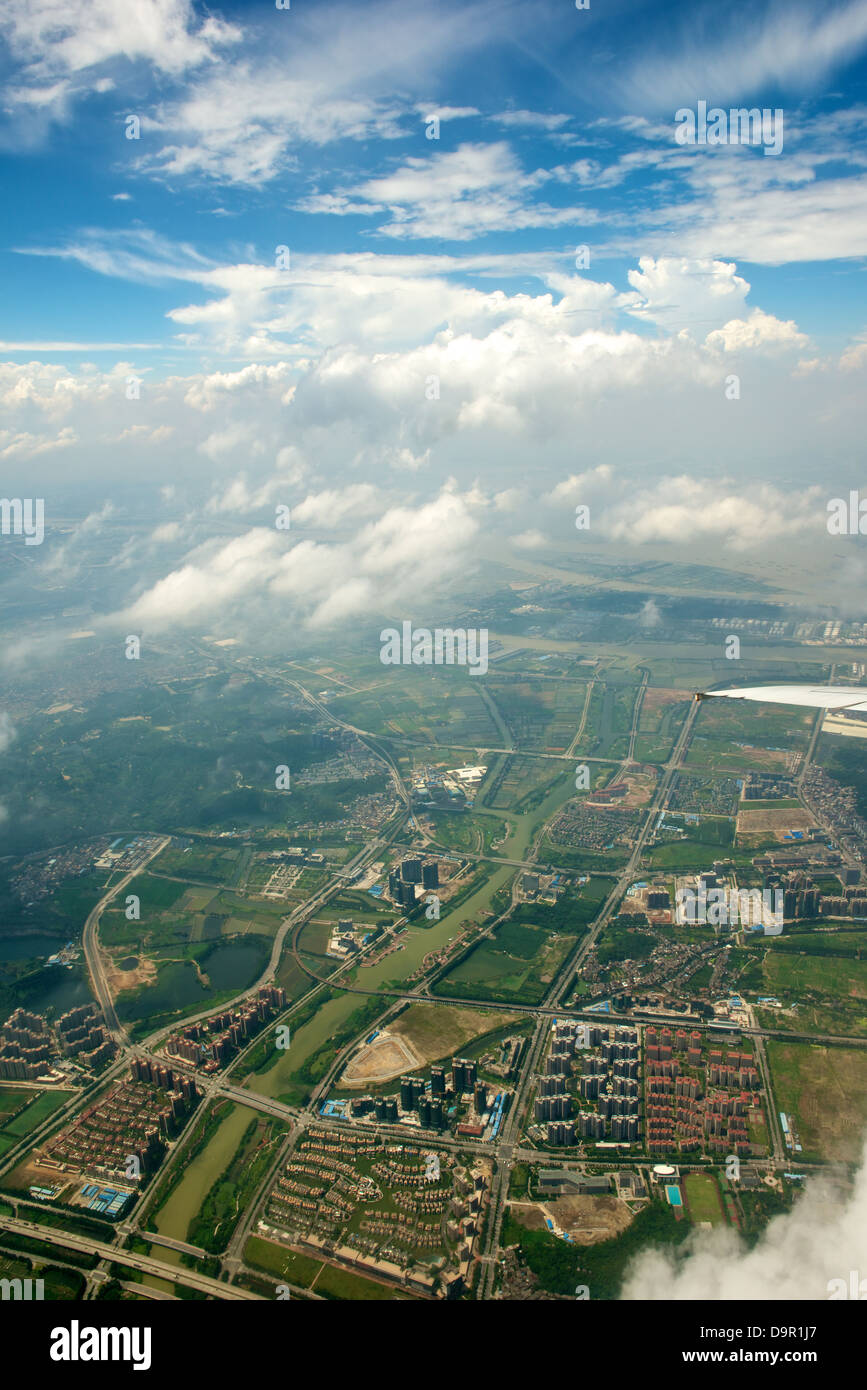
[766, 1042, 867, 1162]
[757, 949, 867, 1038]
[0, 1087, 72, 1159]
[433, 919, 573, 1005]
[324, 670, 503, 746]
[483, 679, 589, 752]
[480, 754, 568, 813]
[686, 700, 814, 774]
[645, 815, 736, 869]
[573, 682, 640, 761]
[634, 687, 690, 763]
[245, 1233, 419, 1299]
[150, 841, 248, 885]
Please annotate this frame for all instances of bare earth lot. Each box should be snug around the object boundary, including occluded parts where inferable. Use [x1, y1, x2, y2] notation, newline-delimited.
[510, 1195, 633, 1244]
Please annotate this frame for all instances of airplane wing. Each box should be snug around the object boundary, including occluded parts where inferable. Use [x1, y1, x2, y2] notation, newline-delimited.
[695, 684, 867, 713]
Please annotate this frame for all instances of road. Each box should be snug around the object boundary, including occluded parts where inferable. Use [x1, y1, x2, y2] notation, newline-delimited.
[82, 836, 171, 1043]
[5, 666, 848, 1303]
[0, 1216, 262, 1300]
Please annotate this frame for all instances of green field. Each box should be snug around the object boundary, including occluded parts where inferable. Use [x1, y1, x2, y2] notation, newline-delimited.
[245, 1234, 323, 1287]
[434, 920, 573, 1005]
[766, 1041, 867, 1162]
[687, 700, 814, 773]
[0, 1088, 71, 1141]
[683, 1172, 726, 1225]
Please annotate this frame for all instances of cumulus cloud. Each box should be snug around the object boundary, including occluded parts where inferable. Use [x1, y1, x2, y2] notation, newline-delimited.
[638, 597, 662, 627]
[546, 466, 615, 505]
[707, 308, 809, 352]
[292, 485, 381, 528]
[604, 477, 825, 551]
[512, 528, 547, 549]
[620, 257, 753, 334]
[623, 1146, 867, 1300]
[114, 485, 481, 633]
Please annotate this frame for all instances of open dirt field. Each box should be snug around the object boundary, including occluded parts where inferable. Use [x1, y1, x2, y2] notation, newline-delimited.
[620, 768, 658, 808]
[510, 1195, 633, 1244]
[391, 1003, 521, 1066]
[341, 1031, 422, 1086]
[105, 954, 157, 994]
[736, 807, 815, 842]
[642, 688, 686, 712]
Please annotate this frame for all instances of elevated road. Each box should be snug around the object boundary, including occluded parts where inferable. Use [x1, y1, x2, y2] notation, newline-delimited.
[0, 1216, 262, 1300]
[82, 836, 171, 1044]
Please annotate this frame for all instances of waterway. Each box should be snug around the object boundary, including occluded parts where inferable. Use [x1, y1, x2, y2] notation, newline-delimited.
[246, 770, 575, 1100]
[142, 1099, 257, 1290]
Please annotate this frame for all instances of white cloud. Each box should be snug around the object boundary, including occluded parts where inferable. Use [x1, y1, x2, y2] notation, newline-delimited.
[308, 142, 599, 241]
[132, 0, 505, 186]
[706, 308, 808, 352]
[611, 0, 867, 112]
[623, 1138, 867, 1300]
[490, 110, 571, 131]
[0, 0, 240, 129]
[512, 528, 547, 549]
[115, 485, 482, 633]
[546, 465, 615, 505]
[293, 485, 381, 528]
[0, 425, 76, 458]
[0, 712, 16, 755]
[620, 256, 752, 333]
[605, 476, 824, 551]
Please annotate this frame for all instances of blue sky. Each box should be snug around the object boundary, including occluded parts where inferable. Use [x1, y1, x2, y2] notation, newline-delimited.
[2, 0, 867, 358]
[1, 0, 866, 638]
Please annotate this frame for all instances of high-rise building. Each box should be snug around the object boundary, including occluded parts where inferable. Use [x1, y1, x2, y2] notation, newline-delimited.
[422, 861, 439, 889]
[397, 881, 417, 909]
[401, 858, 423, 884]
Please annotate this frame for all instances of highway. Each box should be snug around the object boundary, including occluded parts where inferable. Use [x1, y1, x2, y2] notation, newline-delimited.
[0, 1216, 262, 1300]
[4, 662, 850, 1305]
[82, 836, 171, 1044]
